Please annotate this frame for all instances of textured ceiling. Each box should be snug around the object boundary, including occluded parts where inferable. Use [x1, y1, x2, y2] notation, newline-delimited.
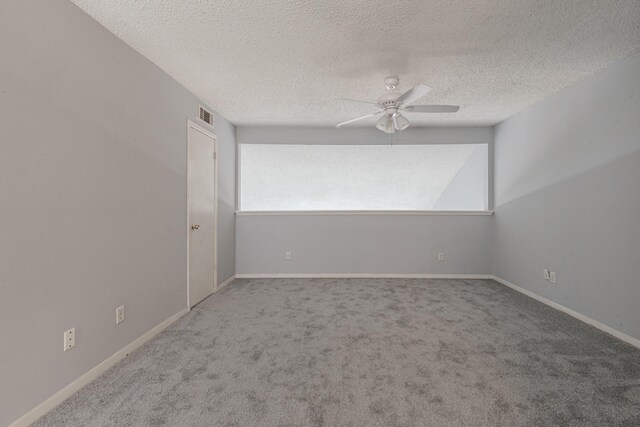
[70, 0, 640, 127]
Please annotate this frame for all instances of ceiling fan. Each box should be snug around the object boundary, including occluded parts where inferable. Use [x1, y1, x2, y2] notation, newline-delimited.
[336, 77, 459, 133]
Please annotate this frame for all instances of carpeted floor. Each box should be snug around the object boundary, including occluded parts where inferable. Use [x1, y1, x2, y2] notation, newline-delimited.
[35, 278, 640, 426]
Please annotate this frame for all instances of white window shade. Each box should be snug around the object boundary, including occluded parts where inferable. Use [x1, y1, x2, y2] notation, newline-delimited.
[239, 144, 488, 211]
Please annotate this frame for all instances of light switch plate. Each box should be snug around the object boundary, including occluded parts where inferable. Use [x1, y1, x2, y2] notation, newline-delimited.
[549, 271, 557, 284]
[543, 269, 550, 280]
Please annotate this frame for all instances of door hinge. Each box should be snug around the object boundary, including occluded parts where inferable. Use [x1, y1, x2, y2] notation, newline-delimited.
[213, 152, 216, 159]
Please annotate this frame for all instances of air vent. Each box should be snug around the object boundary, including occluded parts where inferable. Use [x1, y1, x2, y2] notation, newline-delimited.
[199, 106, 214, 127]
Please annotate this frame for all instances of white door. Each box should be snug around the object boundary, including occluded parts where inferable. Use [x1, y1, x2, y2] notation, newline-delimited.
[188, 122, 216, 308]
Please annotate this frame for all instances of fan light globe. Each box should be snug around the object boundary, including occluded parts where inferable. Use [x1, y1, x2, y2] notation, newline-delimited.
[394, 113, 410, 131]
[376, 115, 395, 133]
[376, 115, 388, 130]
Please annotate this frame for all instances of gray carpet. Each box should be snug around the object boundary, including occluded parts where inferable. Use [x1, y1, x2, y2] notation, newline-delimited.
[34, 278, 640, 426]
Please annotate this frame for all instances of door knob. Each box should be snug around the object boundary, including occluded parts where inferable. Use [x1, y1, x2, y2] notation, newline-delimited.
[191, 224, 201, 230]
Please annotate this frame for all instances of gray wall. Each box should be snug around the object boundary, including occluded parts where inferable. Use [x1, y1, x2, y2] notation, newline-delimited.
[237, 214, 492, 275]
[236, 126, 493, 276]
[493, 52, 640, 340]
[215, 117, 237, 285]
[0, 1, 234, 425]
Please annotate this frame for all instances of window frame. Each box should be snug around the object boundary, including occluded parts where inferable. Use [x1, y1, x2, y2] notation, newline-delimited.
[236, 141, 493, 215]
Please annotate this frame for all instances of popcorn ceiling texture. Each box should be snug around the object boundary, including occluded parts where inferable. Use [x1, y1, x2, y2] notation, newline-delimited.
[70, 0, 640, 126]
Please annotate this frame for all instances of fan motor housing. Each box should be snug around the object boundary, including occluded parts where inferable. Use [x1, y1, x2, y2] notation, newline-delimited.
[378, 92, 400, 105]
[378, 92, 401, 116]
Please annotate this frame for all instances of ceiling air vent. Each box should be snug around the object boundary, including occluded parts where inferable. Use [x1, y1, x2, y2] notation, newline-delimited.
[199, 106, 214, 127]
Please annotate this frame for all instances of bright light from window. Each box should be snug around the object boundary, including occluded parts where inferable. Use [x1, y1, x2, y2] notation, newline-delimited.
[239, 144, 488, 211]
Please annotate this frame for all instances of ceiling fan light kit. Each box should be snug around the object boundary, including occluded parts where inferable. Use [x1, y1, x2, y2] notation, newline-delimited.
[337, 77, 460, 133]
[376, 115, 394, 133]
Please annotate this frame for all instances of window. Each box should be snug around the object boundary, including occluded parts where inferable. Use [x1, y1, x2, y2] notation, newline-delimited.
[239, 143, 488, 212]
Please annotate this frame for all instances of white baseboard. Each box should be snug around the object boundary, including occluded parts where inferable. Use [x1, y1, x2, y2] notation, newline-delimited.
[9, 308, 189, 427]
[490, 275, 640, 350]
[235, 273, 492, 279]
[216, 274, 236, 292]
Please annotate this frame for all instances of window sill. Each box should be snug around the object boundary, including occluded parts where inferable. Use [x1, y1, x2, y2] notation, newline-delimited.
[235, 210, 494, 216]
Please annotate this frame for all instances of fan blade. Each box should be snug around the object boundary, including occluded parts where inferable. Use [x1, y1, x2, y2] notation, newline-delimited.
[337, 98, 378, 105]
[336, 112, 380, 128]
[397, 84, 432, 105]
[404, 105, 460, 113]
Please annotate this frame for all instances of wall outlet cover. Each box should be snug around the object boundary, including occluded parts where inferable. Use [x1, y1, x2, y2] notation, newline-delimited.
[64, 328, 76, 351]
[549, 271, 557, 284]
[116, 305, 125, 324]
[285, 251, 292, 260]
[438, 252, 444, 261]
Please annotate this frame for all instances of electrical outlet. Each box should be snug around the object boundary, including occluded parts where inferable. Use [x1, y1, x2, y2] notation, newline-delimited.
[64, 328, 75, 351]
[285, 251, 291, 260]
[549, 271, 557, 284]
[543, 269, 550, 280]
[438, 252, 444, 261]
[116, 305, 125, 324]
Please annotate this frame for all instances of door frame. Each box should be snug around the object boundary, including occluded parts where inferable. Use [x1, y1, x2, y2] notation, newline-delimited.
[186, 119, 218, 310]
